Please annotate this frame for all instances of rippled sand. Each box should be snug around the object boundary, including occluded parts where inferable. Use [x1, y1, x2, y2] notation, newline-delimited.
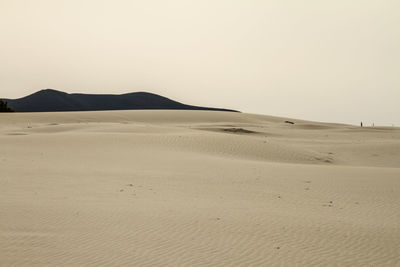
[1, 110, 399, 266]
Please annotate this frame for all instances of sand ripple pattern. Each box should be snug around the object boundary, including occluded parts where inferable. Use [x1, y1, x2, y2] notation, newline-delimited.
[1, 110, 400, 266]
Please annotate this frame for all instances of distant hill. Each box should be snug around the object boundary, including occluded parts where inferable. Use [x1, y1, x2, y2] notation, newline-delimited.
[3, 89, 238, 113]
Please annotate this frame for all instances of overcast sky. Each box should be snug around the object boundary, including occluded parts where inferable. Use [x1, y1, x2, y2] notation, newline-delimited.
[1, 0, 399, 125]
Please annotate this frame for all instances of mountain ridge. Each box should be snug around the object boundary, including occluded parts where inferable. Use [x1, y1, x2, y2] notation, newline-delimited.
[3, 89, 238, 113]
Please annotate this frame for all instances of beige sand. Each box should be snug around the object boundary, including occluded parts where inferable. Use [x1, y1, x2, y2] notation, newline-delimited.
[1, 110, 399, 266]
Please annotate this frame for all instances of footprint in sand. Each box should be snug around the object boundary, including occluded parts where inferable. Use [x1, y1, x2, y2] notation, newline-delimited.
[323, 201, 334, 207]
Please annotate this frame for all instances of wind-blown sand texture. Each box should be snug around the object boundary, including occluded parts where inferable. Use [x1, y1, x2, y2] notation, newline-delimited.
[1, 110, 399, 266]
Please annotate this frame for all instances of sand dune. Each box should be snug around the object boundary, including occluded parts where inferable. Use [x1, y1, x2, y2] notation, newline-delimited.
[1, 110, 399, 266]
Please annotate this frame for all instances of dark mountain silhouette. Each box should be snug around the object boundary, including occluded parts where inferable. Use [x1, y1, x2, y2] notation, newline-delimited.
[3, 89, 238, 113]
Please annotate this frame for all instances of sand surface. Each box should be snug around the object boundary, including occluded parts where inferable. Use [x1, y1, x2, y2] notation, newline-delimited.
[1, 110, 399, 266]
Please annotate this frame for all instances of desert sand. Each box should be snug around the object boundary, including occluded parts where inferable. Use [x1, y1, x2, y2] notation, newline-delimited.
[1, 110, 399, 266]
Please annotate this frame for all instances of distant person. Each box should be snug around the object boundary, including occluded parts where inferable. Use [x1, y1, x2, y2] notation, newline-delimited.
[361, 122, 363, 127]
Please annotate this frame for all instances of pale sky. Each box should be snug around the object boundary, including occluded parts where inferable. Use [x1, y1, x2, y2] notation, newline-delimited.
[1, 0, 399, 125]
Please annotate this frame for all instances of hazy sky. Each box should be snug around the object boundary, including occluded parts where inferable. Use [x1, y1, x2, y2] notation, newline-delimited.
[1, 0, 399, 125]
